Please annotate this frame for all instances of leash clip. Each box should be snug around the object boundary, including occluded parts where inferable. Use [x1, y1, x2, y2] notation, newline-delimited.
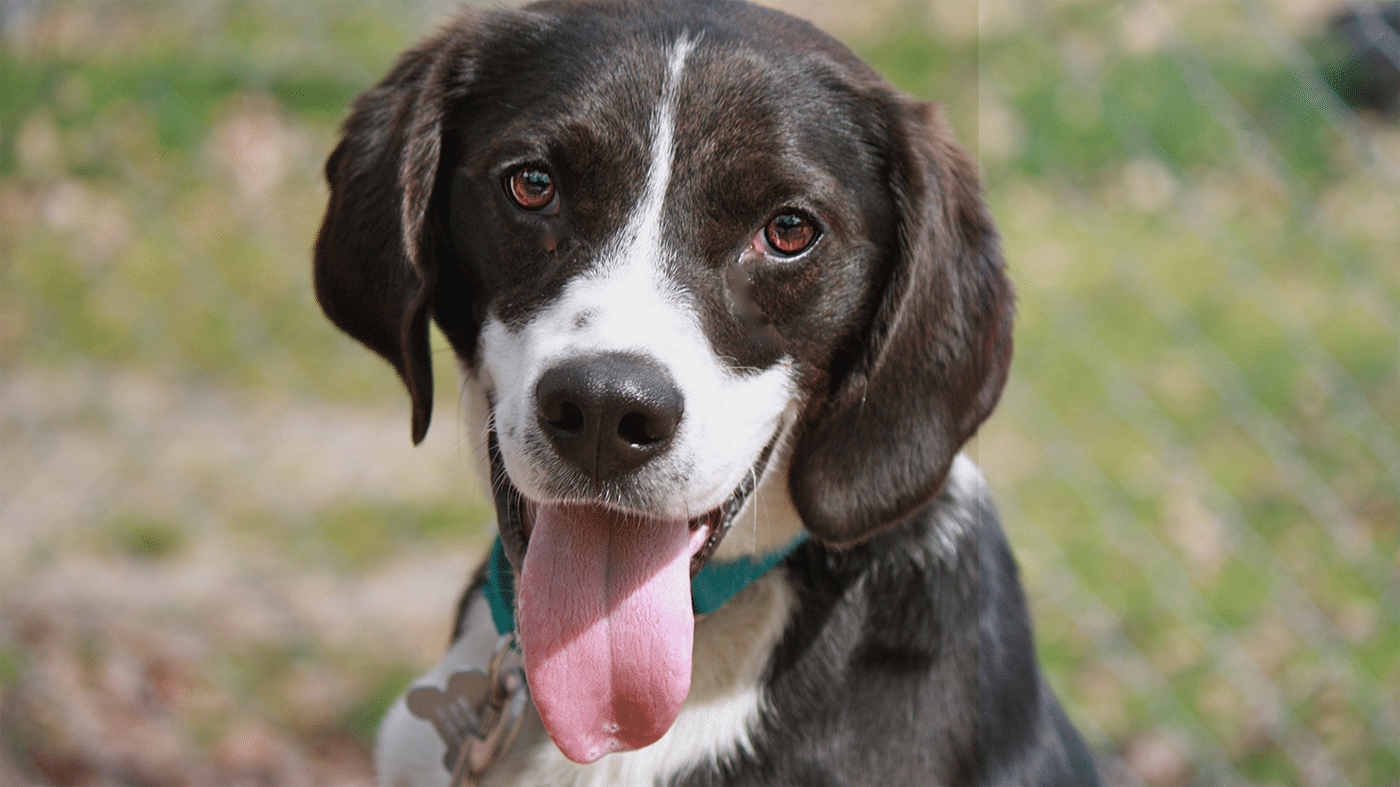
[406, 633, 529, 786]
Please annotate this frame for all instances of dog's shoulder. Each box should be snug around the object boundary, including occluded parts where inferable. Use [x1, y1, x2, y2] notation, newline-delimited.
[680, 456, 1098, 786]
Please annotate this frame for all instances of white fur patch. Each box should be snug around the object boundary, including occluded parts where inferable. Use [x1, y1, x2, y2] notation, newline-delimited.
[934, 454, 983, 560]
[709, 401, 805, 561]
[623, 32, 696, 271]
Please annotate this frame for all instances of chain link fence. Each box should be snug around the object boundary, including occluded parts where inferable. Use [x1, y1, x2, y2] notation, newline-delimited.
[1, 1, 1395, 784]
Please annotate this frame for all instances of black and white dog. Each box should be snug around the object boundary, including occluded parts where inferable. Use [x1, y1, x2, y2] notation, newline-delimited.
[314, 1, 1100, 784]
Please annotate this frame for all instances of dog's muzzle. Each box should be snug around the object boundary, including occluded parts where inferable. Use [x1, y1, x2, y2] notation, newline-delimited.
[484, 353, 781, 764]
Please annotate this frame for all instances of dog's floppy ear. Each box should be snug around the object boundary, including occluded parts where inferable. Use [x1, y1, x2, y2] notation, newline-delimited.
[313, 26, 475, 444]
[789, 99, 1014, 546]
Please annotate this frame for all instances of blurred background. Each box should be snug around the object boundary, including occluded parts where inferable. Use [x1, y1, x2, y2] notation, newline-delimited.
[1, 0, 1395, 784]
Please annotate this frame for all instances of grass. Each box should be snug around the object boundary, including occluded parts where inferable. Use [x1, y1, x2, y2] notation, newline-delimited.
[1, 1, 1395, 785]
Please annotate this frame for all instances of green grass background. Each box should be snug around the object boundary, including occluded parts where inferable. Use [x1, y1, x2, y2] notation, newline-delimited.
[1, 1, 1396, 784]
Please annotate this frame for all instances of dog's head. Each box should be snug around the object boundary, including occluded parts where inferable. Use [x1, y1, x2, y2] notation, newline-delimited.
[316, 0, 1010, 764]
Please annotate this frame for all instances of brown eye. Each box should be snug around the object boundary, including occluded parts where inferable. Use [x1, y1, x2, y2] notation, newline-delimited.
[507, 167, 557, 212]
[763, 213, 818, 256]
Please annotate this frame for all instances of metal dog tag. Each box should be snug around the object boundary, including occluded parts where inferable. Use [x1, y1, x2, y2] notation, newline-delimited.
[406, 634, 529, 786]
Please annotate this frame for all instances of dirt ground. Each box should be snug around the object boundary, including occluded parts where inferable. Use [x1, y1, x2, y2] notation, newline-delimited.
[1, 366, 494, 784]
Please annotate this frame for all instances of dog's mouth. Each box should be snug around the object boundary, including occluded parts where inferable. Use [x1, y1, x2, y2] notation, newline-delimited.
[487, 430, 778, 578]
[486, 429, 777, 763]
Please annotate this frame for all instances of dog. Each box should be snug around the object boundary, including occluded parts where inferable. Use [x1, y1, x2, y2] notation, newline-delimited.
[314, 1, 1101, 784]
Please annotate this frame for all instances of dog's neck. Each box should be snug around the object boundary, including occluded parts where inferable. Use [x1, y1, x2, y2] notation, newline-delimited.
[482, 568, 798, 787]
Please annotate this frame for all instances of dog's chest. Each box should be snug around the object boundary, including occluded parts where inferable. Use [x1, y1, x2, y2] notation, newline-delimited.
[480, 571, 795, 787]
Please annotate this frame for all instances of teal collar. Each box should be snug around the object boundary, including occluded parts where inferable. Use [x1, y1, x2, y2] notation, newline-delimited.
[482, 532, 807, 636]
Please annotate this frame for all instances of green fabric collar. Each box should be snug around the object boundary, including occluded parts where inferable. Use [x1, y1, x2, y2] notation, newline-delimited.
[482, 532, 807, 636]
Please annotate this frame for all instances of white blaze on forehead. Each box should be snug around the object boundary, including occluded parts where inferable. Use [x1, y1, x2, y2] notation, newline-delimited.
[609, 32, 697, 273]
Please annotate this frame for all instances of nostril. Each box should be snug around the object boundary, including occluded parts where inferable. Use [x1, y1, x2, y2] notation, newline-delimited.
[618, 411, 660, 447]
[545, 400, 586, 437]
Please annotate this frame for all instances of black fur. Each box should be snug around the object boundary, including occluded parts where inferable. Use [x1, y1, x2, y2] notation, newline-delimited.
[673, 477, 1097, 786]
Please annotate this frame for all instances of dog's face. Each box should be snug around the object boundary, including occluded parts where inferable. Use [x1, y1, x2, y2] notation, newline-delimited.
[315, 0, 1011, 766]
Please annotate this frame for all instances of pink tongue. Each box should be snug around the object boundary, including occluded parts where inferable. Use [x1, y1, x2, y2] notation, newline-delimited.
[517, 503, 702, 764]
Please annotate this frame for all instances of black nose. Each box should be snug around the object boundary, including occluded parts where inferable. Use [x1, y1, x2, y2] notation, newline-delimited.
[535, 353, 684, 481]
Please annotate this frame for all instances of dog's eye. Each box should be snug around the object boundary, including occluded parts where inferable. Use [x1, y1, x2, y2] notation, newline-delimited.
[506, 167, 557, 212]
[760, 213, 819, 257]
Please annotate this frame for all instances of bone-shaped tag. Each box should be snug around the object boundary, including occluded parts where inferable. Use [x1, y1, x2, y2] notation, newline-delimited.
[405, 636, 530, 784]
[406, 669, 494, 774]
